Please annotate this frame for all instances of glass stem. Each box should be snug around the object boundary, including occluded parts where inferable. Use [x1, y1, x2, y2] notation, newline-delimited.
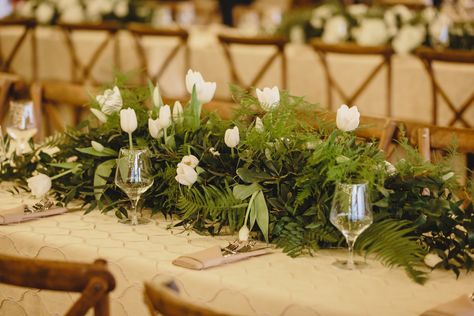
[346, 237, 355, 268]
[130, 197, 140, 225]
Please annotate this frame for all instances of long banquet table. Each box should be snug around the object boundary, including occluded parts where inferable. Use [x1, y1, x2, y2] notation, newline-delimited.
[0, 187, 474, 316]
[1, 25, 474, 127]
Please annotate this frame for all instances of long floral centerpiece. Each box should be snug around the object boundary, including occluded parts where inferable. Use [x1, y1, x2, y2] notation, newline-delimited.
[0, 71, 473, 283]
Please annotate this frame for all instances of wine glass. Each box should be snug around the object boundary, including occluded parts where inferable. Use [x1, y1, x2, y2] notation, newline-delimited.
[115, 147, 154, 225]
[330, 182, 373, 270]
[5, 100, 37, 155]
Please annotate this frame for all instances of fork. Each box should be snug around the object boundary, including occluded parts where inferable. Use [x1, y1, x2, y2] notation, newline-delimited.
[24, 199, 54, 214]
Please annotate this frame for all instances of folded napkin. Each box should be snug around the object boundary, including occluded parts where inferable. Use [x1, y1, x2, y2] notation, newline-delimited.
[172, 245, 272, 270]
[0, 204, 67, 225]
[420, 294, 474, 316]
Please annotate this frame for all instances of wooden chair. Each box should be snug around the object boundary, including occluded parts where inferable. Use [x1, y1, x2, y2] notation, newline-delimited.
[127, 23, 189, 91]
[218, 33, 288, 93]
[0, 72, 26, 123]
[144, 281, 229, 316]
[415, 47, 474, 128]
[311, 40, 394, 115]
[57, 22, 121, 85]
[0, 254, 115, 316]
[0, 17, 37, 80]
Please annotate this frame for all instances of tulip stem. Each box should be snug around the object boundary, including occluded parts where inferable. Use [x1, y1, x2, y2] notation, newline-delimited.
[51, 169, 74, 180]
[231, 147, 235, 158]
[243, 191, 258, 227]
[128, 133, 133, 150]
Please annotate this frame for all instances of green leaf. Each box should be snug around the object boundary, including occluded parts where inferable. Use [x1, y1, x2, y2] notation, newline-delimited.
[184, 85, 201, 131]
[94, 159, 116, 201]
[49, 162, 81, 169]
[254, 191, 269, 243]
[233, 183, 261, 200]
[236, 168, 273, 183]
[76, 147, 118, 157]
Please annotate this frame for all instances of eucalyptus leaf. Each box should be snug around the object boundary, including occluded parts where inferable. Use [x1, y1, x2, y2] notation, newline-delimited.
[236, 168, 272, 183]
[233, 183, 261, 200]
[76, 147, 118, 157]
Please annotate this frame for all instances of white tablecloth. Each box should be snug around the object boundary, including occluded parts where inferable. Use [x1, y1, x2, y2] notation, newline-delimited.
[1, 25, 474, 126]
[0, 187, 473, 316]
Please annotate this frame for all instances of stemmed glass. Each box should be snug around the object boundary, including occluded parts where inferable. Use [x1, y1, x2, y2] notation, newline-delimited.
[115, 147, 154, 225]
[5, 100, 37, 155]
[330, 182, 373, 270]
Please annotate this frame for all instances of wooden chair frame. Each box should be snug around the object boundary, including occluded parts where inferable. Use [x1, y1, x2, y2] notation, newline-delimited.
[311, 40, 394, 115]
[128, 23, 190, 90]
[0, 255, 115, 316]
[0, 18, 37, 80]
[218, 33, 288, 91]
[415, 47, 474, 128]
[58, 22, 120, 85]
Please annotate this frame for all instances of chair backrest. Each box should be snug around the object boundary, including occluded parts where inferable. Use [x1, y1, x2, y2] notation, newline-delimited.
[0, 17, 37, 80]
[57, 22, 120, 85]
[415, 47, 474, 128]
[218, 33, 288, 92]
[311, 40, 394, 115]
[0, 255, 115, 316]
[127, 23, 189, 90]
[144, 281, 229, 316]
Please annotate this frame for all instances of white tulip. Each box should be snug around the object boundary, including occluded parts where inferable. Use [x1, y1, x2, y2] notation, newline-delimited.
[424, 253, 443, 268]
[224, 126, 240, 148]
[392, 25, 426, 54]
[181, 155, 199, 168]
[120, 108, 137, 134]
[322, 16, 349, 44]
[422, 7, 437, 23]
[384, 10, 398, 37]
[390, 5, 413, 23]
[114, 0, 128, 17]
[336, 104, 360, 132]
[91, 141, 104, 152]
[90, 108, 107, 123]
[96, 86, 123, 115]
[36, 3, 55, 24]
[312, 5, 334, 20]
[172, 101, 184, 124]
[152, 84, 162, 108]
[158, 105, 172, 129]
[185, 69, 217, 103]
[27, 173, 52, 198]
[256, 87, 280, 112]
[347, 4, 368, 18]
[209, 147, 220, 157]
[60, 4, 85, 23]
[255, 117, 264, 133]
[148, 118, 163, 139]
[175, 163, 198, 186]
[353, 19, 389, 46]
[238, 225, 250, 242]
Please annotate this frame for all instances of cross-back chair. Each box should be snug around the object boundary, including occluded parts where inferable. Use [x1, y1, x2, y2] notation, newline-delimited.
[415, 47, 474, 128]
[0, 255, 115, 316]
[144, 281, 229, 316]
[311, 40, 394, 115]
[218, 33, 288, 93]
[57, 22, 121, 85]
[127, 23, 189, 90]
[0, 17, 37, 80]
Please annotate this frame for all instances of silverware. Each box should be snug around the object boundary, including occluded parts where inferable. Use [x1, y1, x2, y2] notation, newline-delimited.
[24, 199, 54, 214]
[221, 240, 270, 257]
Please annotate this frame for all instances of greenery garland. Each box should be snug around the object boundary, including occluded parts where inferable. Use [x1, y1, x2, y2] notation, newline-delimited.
[1, 75, 473, 284]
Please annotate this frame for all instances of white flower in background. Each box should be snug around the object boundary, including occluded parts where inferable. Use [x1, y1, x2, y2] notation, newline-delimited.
[27, 173, 52, 198]
[60, 4, 85, 23]
[442, 172, 455, 181]
[209, 147, 220, 156]
[224, 126, 240, 148]
[180, 155, 199, 168]
[336, 104, 360, 132]
[148, 118, 163, 139]
[390, 5, 414, 23]
[91, 141, 104, 152]
[385, 161, 397, 176]
[422, 6, 437, 23]
[429, 14, 451, 47]
[353, 19, 389, 46]
[152, 84, 162, 108]
[254, 117, 264, 133]
[66, 156, 78, 162]
[0, 0, 12, 19]
[172, 101, 184, 124]
[158, 105, 172, 129]
[238, 225, 250, 242]
[17, 1, 34, 17]
[424, 253, 443, 268]
[36, 2, 55, 24]
[256, 87, 280, 111]
[57, 0, 79, 12]
[384, 10, 398, 37]
[322, 16, 349, 44]
[90, 108, 107, 123]
[120, 108, 137, 134]
[312, 5, 334, 20]
[392, 24, 426, 54]
[347, 4, 368, 18]
[185, 70, 217, 104]
[96, 86, 123, 115]
[175, 163, 198, 186]
[114, 0, 129, 18]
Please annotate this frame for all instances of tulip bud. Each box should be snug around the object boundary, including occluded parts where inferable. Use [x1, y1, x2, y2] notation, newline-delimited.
[96, 86, 123, 114]
[238, 225, 250, 242]
[90, 108, 107, 123]
[224, 126, 240, 148]
[27, 173, 52, 198]
[336, 104, 360, 132]
[185, 69, 216, 104]
[153, 84, 162, 108]
[158, 104, 172, 129]
[148, 118, 163, 139]
[175, 163, 198, 186]
[91, 141, 104, 152]
[256, 86, 280, 112]
[120, 108, 138, 134]
[181, 155, 199, 169]
[254, 117, 264, 133]
[172, 101, 184, 124]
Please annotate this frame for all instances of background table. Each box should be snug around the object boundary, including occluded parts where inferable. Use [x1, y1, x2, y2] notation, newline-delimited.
[1, 26, 474, 127]
[0, 187, 473, 316]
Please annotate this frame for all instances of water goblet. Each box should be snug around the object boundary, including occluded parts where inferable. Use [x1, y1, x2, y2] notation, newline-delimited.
[115, 147, 154, 225]
[330, 182, 373, 270]
[5, 100, 37, 155]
